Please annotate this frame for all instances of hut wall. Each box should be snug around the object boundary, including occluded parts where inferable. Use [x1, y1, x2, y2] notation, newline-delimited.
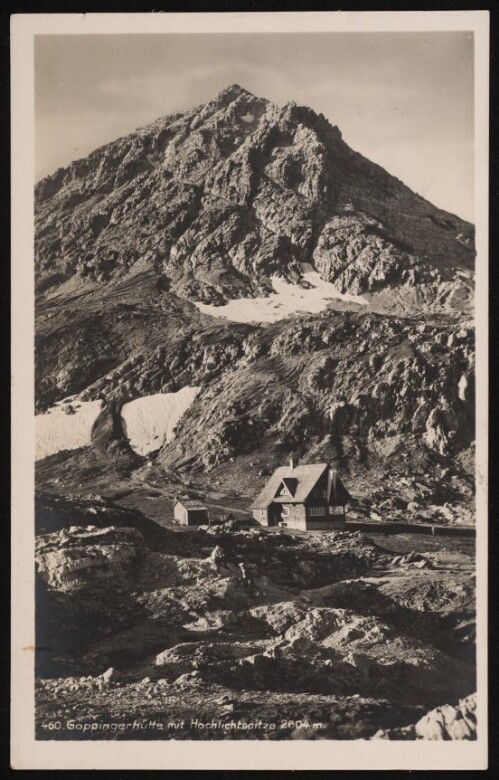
[253, 509, 269, 526]
[174, 504, 187, 524]
[281, 504, 307, 530]
[186, 510, 208, 526]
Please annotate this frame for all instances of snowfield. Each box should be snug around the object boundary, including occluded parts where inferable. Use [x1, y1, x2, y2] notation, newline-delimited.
[121, 387, 200, 456]
[36, 387, 200, 460]
[35, 399, 103, 460]
[194, 265, 368, 323]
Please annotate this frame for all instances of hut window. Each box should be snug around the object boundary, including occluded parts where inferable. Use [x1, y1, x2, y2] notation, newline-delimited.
[309, 507, 326, 516]
[330, 506, 344, 515]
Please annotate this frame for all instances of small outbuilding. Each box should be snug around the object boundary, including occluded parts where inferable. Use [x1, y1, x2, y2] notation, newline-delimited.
[173, 499, 209, 527]
[250, 459, 352, 531]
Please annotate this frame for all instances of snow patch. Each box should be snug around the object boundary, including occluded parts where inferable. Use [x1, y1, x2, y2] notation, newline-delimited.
[36, 388, 201, 460]
[121, 387, 200, 456]
[36, 400, 103, 460]
[193, 265, 367, 323]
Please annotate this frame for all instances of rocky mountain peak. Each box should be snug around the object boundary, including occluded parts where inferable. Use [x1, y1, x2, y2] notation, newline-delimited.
[214, 83, 255, 101]
[35, 84, 474, 315]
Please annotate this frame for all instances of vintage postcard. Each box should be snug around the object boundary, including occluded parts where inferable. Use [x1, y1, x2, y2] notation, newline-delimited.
[11, 10, 489, 771]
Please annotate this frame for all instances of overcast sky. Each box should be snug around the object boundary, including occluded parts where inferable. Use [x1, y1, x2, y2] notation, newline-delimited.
[35, 32, 474, 222]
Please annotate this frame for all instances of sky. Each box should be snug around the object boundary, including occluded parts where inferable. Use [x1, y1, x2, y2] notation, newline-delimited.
[35, 32, 474, 222]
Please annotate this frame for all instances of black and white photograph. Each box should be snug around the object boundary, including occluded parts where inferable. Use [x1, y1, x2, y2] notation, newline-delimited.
[11, 10, 489, 771]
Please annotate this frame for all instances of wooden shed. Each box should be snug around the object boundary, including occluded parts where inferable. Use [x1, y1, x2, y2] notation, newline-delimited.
[173, 499, 209, 527]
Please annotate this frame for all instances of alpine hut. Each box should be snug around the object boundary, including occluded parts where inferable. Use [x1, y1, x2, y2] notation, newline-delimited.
[250, 459, 352, 531]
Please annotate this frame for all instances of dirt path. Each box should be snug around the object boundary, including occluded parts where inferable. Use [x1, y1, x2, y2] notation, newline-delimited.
[130, 472, 248, 516]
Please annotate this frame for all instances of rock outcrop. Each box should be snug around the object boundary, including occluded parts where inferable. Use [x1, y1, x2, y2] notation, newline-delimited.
[373, 693, 477, 740]
[90, 399, 142, 475]
[36, 525, 143, 591]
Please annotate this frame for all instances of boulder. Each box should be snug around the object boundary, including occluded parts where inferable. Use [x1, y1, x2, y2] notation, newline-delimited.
[102, 667, 115, 683]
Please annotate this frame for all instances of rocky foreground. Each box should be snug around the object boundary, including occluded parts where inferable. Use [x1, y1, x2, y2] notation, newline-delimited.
[35, 494, 475, 741]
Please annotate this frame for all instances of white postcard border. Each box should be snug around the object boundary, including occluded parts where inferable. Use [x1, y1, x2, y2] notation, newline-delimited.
[11, 10, 489, 771]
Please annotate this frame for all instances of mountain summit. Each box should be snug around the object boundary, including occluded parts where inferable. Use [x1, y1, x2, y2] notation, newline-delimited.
[35, 84, 474, 310]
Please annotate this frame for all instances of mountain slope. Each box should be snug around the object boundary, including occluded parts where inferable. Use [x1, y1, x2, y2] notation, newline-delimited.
[158, 310, 475, 472]
[34, 85, 476, 486]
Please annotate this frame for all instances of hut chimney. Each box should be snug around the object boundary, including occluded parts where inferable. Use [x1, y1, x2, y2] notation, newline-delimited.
[327, 468, 338, 504]
[289, 457, 295, 471]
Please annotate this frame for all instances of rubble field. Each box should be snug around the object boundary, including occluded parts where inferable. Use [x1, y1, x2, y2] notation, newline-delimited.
[35, 494, 475, 741]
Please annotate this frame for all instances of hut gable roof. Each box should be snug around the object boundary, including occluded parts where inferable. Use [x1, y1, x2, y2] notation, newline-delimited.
[173, 499, 207, 511]
[250, 466, 289, 510]
[281, 477, 298, 497]
[251, 463, 352, 509]
[276, 463, 328, 503]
